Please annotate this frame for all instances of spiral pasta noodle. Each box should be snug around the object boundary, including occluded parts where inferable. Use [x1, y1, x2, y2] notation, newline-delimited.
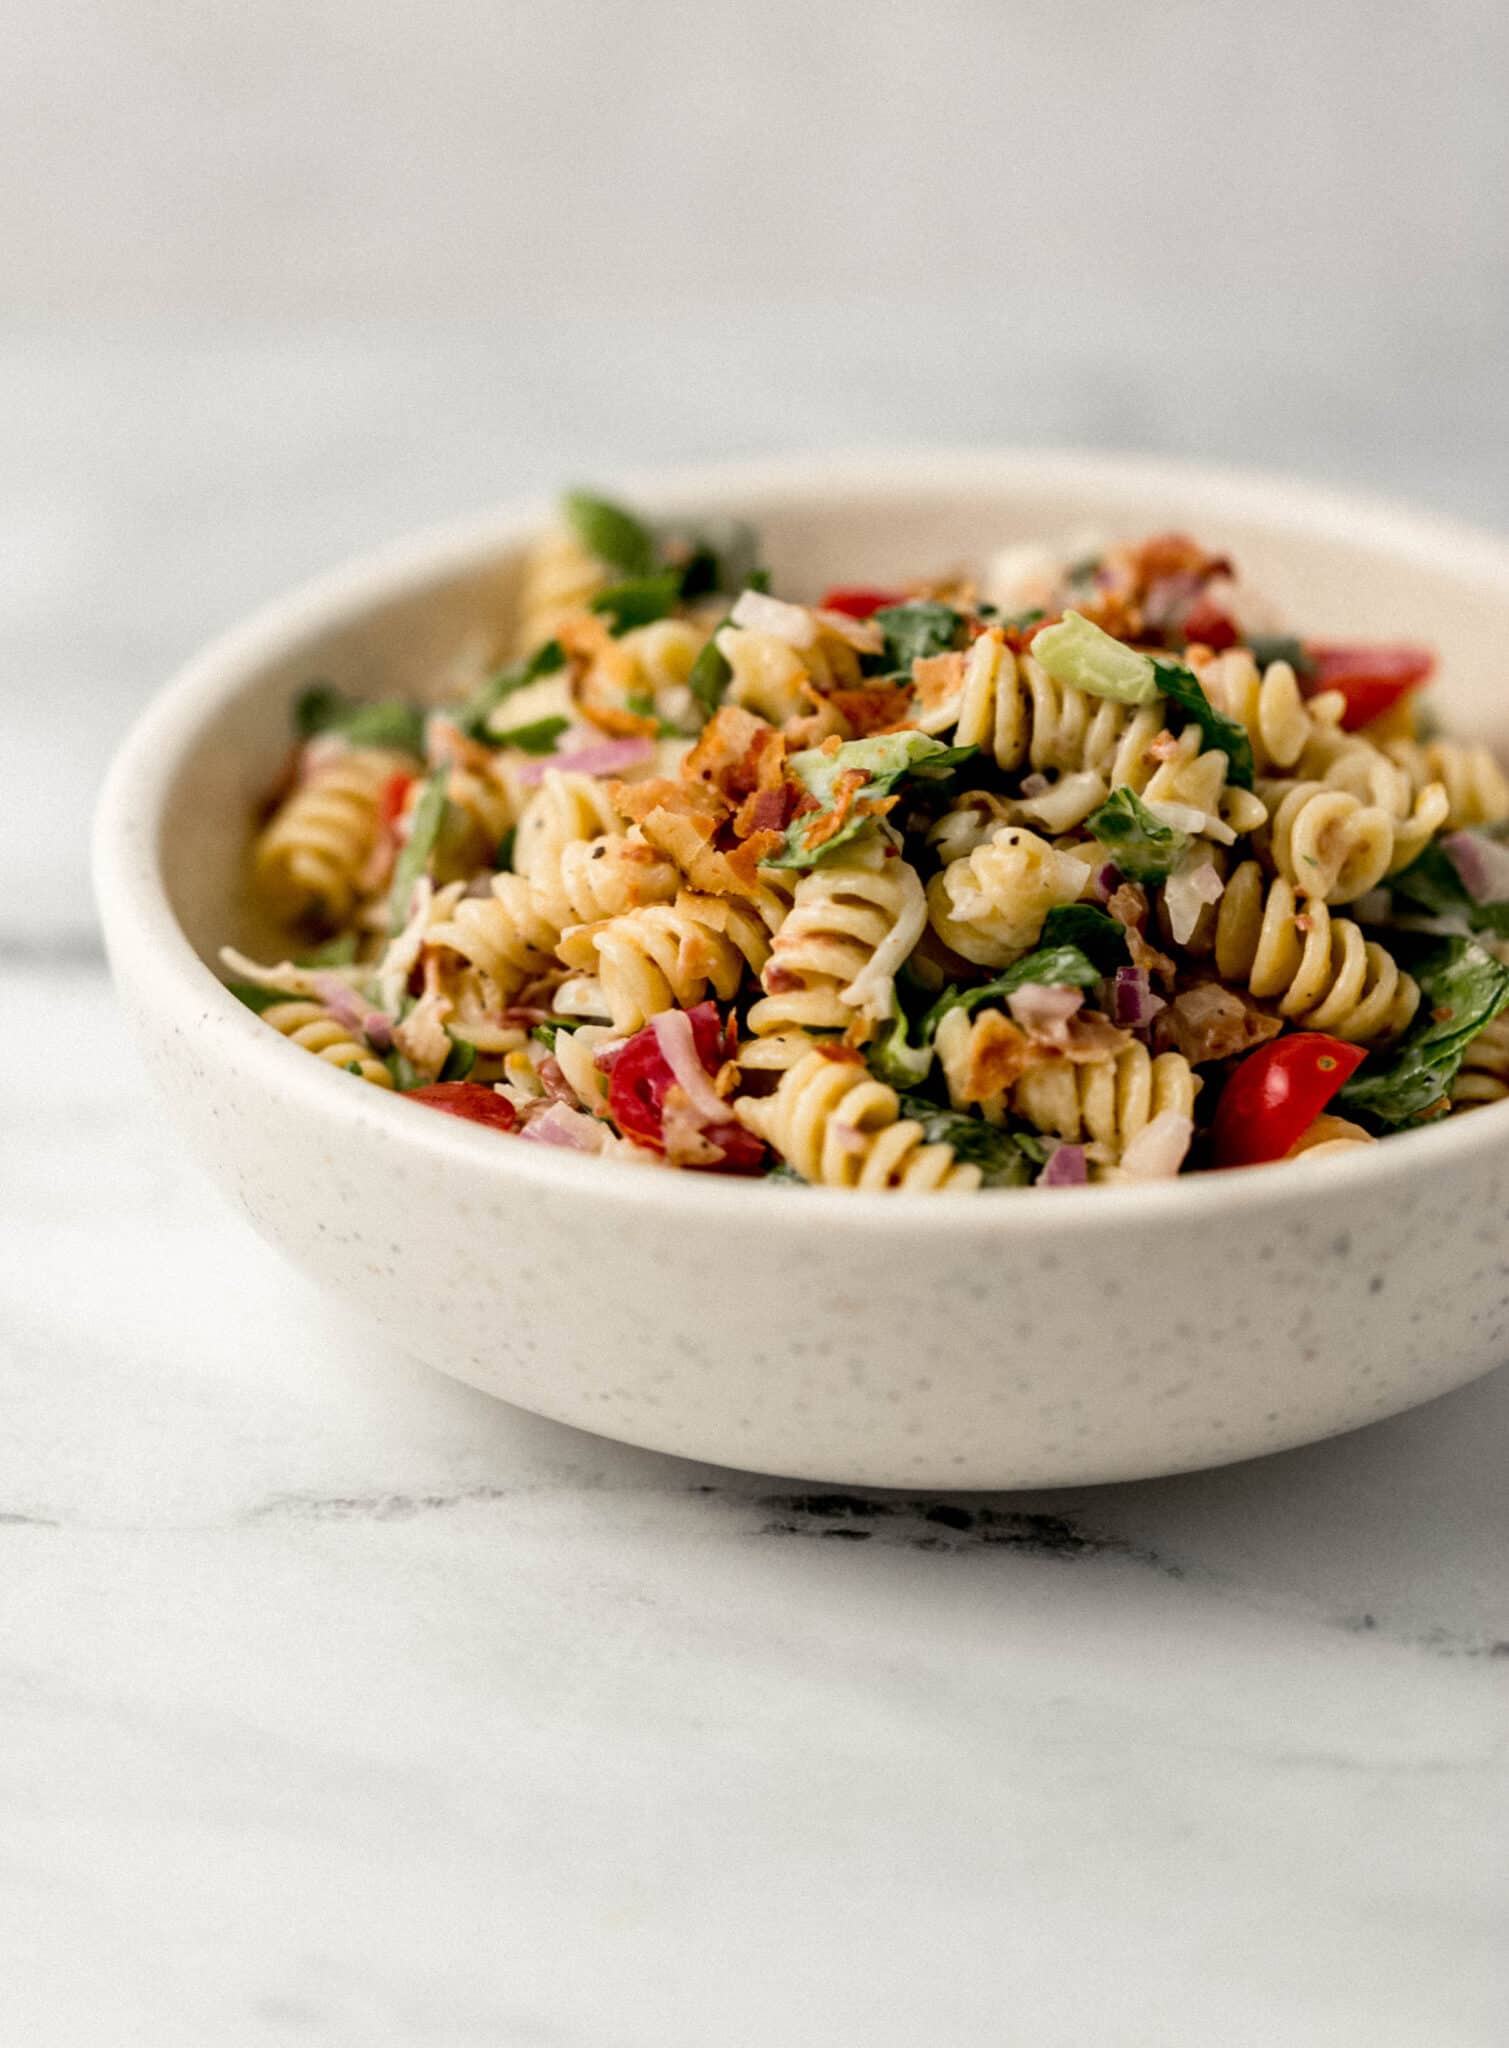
[926, 826, 1092, 967]
[1256, 780, 1396, 904]
[259, 1001, 394, 1087]
[745, 847, 926, 1037]
[1011, 1042, 1200, 1160]
[425, 872, 560, 1005]
[1212, 860, 1418, 1042]
[557, 893, 774, 1033]
[513, 769, 625, 891]
[254, 745, 406, 924]
[513, 528, 611, 656]
[1383, 737, 1509, 832]
[735, 1050, 982, 1190]
[1451, 1013, 1509, 1106]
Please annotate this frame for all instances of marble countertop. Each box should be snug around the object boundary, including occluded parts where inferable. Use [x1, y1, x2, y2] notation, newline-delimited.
[6, 316, 1508, 2046]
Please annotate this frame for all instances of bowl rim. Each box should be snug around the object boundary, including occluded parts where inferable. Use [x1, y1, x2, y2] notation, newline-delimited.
[93, 444, 1509, 1235]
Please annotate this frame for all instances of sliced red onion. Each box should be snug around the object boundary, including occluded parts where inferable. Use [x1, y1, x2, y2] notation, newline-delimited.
[1039, 1144, 1087, 1187]
[728, 588, 817, 647]
[518, 1103, 601, 1151]
[1110, 966, 1166, 1028]
[650, 1009, 729, 1124]
[1007, 983, 1085, 1037]
[517, 736, 654, 786]
[1090, 862, 1121, 904]
[1444, 830, 1509, 905]
[310, 972, 394, 1051]
[1119, 1110, 1194, 1180]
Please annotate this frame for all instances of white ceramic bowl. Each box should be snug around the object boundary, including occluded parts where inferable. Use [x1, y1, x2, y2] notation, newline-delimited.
[94, 451, 1509, 1487]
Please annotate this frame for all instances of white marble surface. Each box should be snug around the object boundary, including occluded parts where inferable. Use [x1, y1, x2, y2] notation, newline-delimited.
[8, 304, 1509, 2043]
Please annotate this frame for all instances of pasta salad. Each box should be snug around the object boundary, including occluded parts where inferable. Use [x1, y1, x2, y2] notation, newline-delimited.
[223, 491, 1509, 1190]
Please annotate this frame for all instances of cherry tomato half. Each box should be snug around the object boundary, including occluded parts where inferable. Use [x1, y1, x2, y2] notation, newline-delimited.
[820, 586, 907, 620]
[406, 1082, 518, 1132]
[1303, 643, 1435, 731]
[605, 1004, 765, 1172]
[1181, 598, 1238, 650]
[1210, 1033, 1367, 1169]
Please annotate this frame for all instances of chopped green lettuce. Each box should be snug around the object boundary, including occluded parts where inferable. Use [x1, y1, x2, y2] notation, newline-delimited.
[1245, 633, 1316, 679]
[920, 943, 1102, 1041]
[868, 996, 935, 1091]
[439, 1036, 476, 1083]
[560, 490, 657, 577]
[872, 601, 965, 672]
[894, 1097, 1037, 1186]
[294, 684, 426, 757]
[589, 570, 684, 634]
[1389, 836, 1509, 939]
[387, 770, 449, 931]
[225, 980, 289, 1015]
[1038, 903, 1130, 972]
[1033, 611, 1160, 706]
[490, 714, 569, 755]
[1340, 937, 1509, 1126]
[452, 637, 567, 741]
[1085, 786, 1192, 882]
[1152, 659, 1255, 789]
[765, 732, 977, 870]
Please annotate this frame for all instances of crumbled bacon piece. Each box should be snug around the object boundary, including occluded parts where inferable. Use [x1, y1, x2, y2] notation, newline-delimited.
[826, 684, 917, 738]
[814, 1040, 865, 1065]
[957, 1011, 1032, 1101]
[910, 652, 966, 713]
[1152, 982, 1282, 1064]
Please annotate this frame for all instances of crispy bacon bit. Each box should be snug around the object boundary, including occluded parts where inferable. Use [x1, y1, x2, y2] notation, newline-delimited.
[733, 783, 800, 838]
[684, 706, 773, 789]
[1153, 982, 1282, 1064]
[1107, 882, 1150, 931]
[959, 1011, 1032, 1101]
[1055, 1012, 1136, 1062]
[801, 768, 868, 852]
[911, 652, 966, 713]
[814, 1040, 866, 1065]
[579, 701, 659, 739]
[826, 684, 917, 738]
[1145, 731, 1182, 763]
[819, 734, 842, 757]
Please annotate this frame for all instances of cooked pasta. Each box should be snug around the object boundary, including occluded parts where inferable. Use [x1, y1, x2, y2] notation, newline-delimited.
[223, 490, 1509, 1186]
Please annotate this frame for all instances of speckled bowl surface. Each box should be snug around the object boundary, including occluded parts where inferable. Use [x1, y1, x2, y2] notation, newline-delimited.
[94, 451, 1509, 1487]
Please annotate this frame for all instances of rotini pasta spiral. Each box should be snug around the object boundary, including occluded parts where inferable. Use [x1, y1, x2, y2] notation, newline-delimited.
[735, 1050, 982, 1191]
[1212, 860, 1419, 1042]
[254, 745, 406, 924]
[1451, 1013, 1509, 1106]
[260, 1001, 394, 1087]
[514, 769, 625, 890]
[425, 872, 560, 1004]
[1256, 780, 1396, 904]
[1197, 652, 1342, 775]
[557, 893, 773, 1033]
[1383, 737, 1509, 831]
[1010, 1042, 1200, 1163]
[935, 630, 1267, 836]
[745, 845, 926, 1037]
[926, 826, 1092, 967]
[530, 831, 679, 931]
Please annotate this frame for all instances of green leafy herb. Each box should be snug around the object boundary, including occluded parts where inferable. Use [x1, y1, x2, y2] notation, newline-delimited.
[1340, 937, 1509, 1126]
[894, 1097, 1037, 1187]
[295, 933, 360, 968]
[1039, 903, 1131, 972]
[872, 601, 965, 672]
[560, 490, 657, 577]
[224, 980, 290, 1015]
[439, 1036, 476, 1083]
[867, 998, 935, 1091]
[294, 684, 426, 757]
[1389, 836, 1509, 938]
[1151, 658, 1255, 789]
[491, 714, 569, 756]
[659, 517, 760, 601]
[1245, 633, 1316, 679]
[530, 1018, 588, 1052]
[1013, 1131, 1050, 1166]
[687, 636, 732, 716]
[919, 944, 1103, 1041]
[765, 732, 978, 870]
[495, 826, 517, 872]
[589, 570, 683, 634]
[997, 607, 1046, 633]
[387, 770, 449, 931]
[452, 637, 567, 741]
[685, 571, 773, 718]
[1085, 786, 1192, 883]
[1033, 610, 1160, 706]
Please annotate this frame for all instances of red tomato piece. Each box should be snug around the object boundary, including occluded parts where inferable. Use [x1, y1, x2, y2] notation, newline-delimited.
[820, 586, 907, 619]
[1181, 598, 1238, 650]
[1303, 643, 1435, 731]
[605, 1004, 765, 1171]
[406, 1082, 518, 1132]
[379, 771, 416, 831]
[1210, 1034, 1367, 1169]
